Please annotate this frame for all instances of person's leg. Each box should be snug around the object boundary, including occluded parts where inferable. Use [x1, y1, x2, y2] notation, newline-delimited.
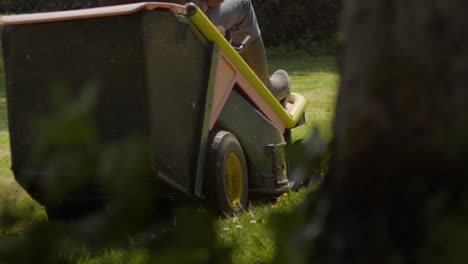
[206, 0, 260, 46]
[207, 0, 290, 104]
[240, 37, 291, 104]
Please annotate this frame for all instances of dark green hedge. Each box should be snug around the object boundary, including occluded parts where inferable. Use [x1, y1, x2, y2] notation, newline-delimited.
[0, 0, 97, 13]
[253, 0, 341, 48]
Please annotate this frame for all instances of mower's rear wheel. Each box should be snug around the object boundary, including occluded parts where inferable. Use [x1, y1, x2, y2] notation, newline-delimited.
[206, 131, 248, 213]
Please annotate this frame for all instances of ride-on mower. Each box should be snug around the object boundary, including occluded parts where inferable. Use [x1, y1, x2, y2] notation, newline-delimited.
[1, 2, 307, 216]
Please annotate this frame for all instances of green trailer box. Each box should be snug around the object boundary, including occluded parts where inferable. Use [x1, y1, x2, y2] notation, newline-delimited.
[1, 3, 307, 216]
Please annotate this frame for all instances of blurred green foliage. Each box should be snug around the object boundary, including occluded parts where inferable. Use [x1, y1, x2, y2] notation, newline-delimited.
[0, 86, 231, 264]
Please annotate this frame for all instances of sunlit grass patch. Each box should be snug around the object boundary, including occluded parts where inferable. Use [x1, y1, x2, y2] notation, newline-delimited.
[0, 129, 10, 155]
[270, 55, 338, 139]
[0, 122, 46, 235]
[0, 174, 47, 235]
[0, 24, 4, 98]
[216, 186, 315, 263]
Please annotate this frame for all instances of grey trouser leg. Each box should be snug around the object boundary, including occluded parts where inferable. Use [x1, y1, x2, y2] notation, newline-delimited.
[206, 0, 261, 46]
[207, 0, 291, 104]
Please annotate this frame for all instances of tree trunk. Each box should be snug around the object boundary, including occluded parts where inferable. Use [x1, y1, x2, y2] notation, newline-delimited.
[312, 1, 468, 263]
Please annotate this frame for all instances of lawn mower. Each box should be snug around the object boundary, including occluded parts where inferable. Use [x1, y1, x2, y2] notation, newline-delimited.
[1, 2, 307, 216]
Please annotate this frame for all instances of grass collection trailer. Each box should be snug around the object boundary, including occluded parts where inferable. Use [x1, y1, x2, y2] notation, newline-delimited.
[1, 2, 307, 217]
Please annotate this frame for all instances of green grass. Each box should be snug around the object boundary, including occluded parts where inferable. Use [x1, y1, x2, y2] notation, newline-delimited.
[269, 54, 338, 139]
[215, 187, 314, 263]
[0, 21, 4, 98]
[0, 53, 338, 262]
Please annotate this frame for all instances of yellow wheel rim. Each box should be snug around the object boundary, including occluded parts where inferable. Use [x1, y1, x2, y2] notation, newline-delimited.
[225, 152, 244, 209]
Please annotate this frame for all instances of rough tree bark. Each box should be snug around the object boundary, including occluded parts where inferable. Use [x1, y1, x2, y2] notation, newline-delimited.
[307, 1, 468, 263]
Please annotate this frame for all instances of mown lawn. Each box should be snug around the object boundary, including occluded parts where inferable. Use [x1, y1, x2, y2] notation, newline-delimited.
[0, 52, 338, 263]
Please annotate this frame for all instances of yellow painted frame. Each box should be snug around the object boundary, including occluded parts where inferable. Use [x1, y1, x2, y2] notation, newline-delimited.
[188, 6, 306, 129]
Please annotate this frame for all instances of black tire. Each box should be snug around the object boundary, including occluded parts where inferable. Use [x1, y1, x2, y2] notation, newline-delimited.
[205, 131, 248, 213]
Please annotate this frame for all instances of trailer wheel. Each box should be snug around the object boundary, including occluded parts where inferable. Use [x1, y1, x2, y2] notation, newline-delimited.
[206, 131, 248, 213]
